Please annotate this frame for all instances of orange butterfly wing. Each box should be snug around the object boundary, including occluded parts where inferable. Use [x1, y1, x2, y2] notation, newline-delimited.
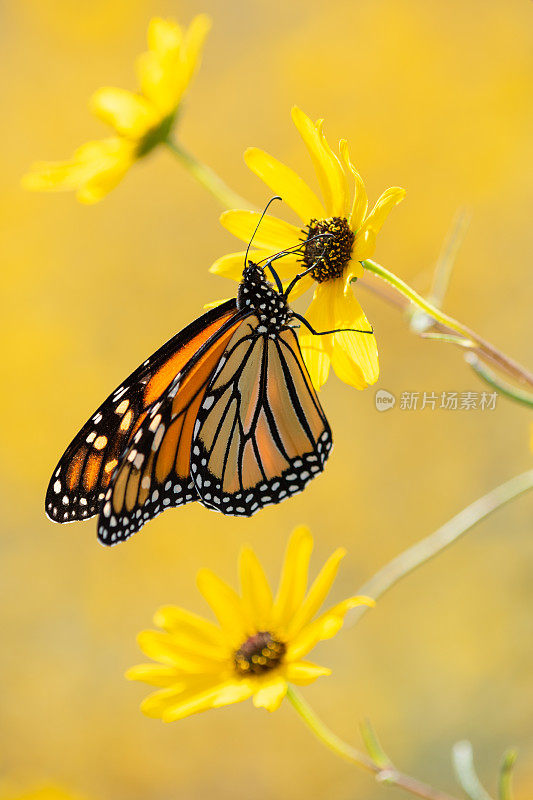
[45, 301, 238, 525]
[96, 312, 244, 545]
[189, 318, 332, 515]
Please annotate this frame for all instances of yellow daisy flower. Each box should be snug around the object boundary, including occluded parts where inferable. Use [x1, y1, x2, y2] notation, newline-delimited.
[22, 15, 211, 204]
[211, 107, 405, 390]
[126, 525, 373, 721]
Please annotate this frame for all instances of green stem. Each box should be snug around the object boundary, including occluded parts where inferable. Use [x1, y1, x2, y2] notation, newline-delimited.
[465, 353, 533, 408]
[286, 685, 375, 771]
[347, 470, 533, 629]
[287, 473, 532, 799]
[287, 687, 460, 800]
[165, 138, 253, 210]
[361, 259, 533, 390]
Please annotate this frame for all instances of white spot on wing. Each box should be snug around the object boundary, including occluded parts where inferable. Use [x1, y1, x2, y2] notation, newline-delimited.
[152, 423, 165, 451]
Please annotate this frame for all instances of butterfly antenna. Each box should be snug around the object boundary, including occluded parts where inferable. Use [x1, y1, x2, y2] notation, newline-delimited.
[244, 196, 282, 268]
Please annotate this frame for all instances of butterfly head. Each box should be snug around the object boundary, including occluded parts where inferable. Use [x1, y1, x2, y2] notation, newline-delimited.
[237, 261, 291, 330]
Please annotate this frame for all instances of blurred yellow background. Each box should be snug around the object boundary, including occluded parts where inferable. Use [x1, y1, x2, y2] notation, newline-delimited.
[1, 1, 532, 799]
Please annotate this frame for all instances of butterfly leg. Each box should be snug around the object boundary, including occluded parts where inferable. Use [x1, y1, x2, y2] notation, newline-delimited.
[291, 312, 374, 337]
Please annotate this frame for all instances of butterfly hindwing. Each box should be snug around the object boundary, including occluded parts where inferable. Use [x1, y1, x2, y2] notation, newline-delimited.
[45, 300, 238, 525]
[189, 317, 333, 516]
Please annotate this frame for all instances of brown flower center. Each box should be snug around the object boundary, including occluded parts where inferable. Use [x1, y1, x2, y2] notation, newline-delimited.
[302, 216, 355, 282]
[233, 631, 286, 676]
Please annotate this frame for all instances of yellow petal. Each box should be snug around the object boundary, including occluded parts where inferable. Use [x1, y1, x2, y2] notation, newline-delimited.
[181, 14, 212, 86]
[287, 596, 374, 661]
[76, 139, 136, 203]
[210, 249, 275, 280]
[285, 660, 331, 685]
[22, 160, 85, 192]
[90, 87, 159, 139]
[22, 140, 111, 191]
[136, 52, 168, 113]
[139, 675, 222, 719]
[244, 147, 324, 223]
[262, 253, 304, 283]
[252, 675, 287, 711]
[203, 297, 232, 310]
[220, 210, 300, 251]
[298, 283, 336, 390]
[147, 17, 183, 55]
[239, 546, 273, 629]
[163, 679, 253, 722]
[291, 107, 346, 217]
[140, 686, 190, 718]
[211, 247, 310, 306]
[138, 18, 184, 115]
[153, 605, 228, 659]
[125, 663, 180, 687]
[328, 280, 379, 388]
[138, 15, 210, 116]
[285, 547, 346, 639]
[272, 526, 313, 630]
[299, 333, 332, 391]
[329, 339, 373, 389]
[73, 138, 134, 167]
[316, 119, 350, 216]
[22, 138, 135, 204]
[340, 139, 368, 232]
[154, 605, 226, 645]
[283, 273, 314, 301]
[345, 257, 364, 282]
[76, 154, 134, 204]
[136, 630, 223, 672]
[352, 229, 375, 262]
[196, 568, 252, 646]
[359, 187, 406, 239]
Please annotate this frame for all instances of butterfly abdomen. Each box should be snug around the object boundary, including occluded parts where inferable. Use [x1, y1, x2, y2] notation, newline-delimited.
[237, 262, 291, 332]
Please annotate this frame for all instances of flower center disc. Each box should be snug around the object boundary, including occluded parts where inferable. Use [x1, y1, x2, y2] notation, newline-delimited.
[303, 216, 355, 282]
[234, 631, 286, 675]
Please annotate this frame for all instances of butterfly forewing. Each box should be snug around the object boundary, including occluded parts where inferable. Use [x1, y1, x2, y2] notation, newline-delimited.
[190, 318, 333, 515]
[96, 310, 245, 545]
[45, 300, 238, 525]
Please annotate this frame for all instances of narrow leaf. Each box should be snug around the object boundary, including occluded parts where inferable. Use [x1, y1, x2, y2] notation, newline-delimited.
[498, 749, 517, 800]
[360, 719, 393, 769]
[452, 741, 494, 800]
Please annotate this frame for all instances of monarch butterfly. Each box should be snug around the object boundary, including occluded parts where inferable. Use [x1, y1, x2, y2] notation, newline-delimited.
[45, 203, 373, 545]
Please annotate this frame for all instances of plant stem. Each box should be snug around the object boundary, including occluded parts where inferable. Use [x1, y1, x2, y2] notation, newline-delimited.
[165, 138, 253, 210]
[360, 259, 533, 390]
[465, 353, 533, 408]
[287, 687, 460, 800]
[286, 685, 375, 772]
[347, 470, 533, 629]
[287, 473, 532, 799]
